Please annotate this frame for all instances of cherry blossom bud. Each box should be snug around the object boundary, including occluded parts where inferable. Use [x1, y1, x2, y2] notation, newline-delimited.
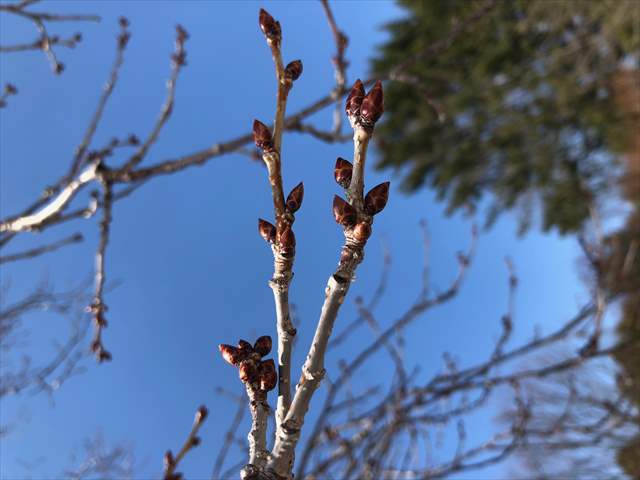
[259, 8, 281, 43]
[258, 218, 276, 244]
[334, 157, 353, 189]
[360, 80, 384, 127]
[284, 60, 303, 81]
[285, 182, 304, 213]
[239, 360, 258, 383]
[253, 335, 272, 357]
[238, 339, 253, 352]
[277, 225, 296, 258]
[196, 405, 208, 423]
[333, 195, 357, 227]
[252, 119, 273, 152]
[353, 222, 372, 243]
[345, 79, 365, 118]
[259, 359, 277, 391]
[219, 344, 242, 366]
[164, 450, 175, 469]
[364, 181, 390, 216]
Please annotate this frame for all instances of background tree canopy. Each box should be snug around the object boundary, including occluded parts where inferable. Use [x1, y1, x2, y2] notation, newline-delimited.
[372, 0, 639, 234]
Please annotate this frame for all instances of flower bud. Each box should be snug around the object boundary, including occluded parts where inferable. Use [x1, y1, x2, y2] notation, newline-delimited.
[252, 119, 273, 152]
[364, 181, 390, 216]
[333, 195, 357, 227]
[164, 450, 175, 469]
[334, 157, 353, 189]
[238, 339, 253, 352]
[259, 8, 281, 43]
[345, 79, 365, 118]
[284, 60, 303, 81]
[259, 359, 277, 391]
[196, 405, 208, 423]
[285, 182, 304, 213]
[360, 80, 384, 127]
[254, 335, 272, 357]
[239, 360, 258, 383]
[277, 225, 296, 258]
[219, 344, 241, 366]
[353, 222, 372, 243]
[258, 218, 276, 244]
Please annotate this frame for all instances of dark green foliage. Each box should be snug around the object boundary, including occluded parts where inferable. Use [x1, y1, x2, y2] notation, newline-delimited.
[371, 0, 639, 234]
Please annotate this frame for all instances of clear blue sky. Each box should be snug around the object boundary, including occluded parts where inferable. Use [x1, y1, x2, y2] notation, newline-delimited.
[1, 1, 586, 479]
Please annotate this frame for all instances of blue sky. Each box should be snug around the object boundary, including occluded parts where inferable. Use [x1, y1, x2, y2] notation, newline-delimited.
[1, 1, 587, 479]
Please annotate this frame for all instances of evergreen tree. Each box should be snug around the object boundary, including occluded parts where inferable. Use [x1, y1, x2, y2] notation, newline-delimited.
[372, 0, 639, 234]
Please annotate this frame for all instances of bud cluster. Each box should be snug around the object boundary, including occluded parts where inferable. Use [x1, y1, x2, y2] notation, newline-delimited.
[219, 336, 277, 392]
[345, 79, 384, 130]
[257, 182, 304, 259]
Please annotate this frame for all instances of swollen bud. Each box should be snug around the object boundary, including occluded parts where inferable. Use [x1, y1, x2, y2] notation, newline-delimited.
[258, 218, 277, 244]
[277, 225, 296, 258]
[259, 359, 277, 391]
[345, 79, 365, 118]
[259, 8, 281, 43]
[364, 181, 390, 216]
[254, 335, 272, 357]
[360, 80, 384, 127]
[284, 60, 303, 81]
[334, 157, 353, 189]
[285, 182, 304, 213]
[239, 360, 259, 383]
[333, 195, 357, 227]
[353, 222, 372, 243]
[196, 405, 208, 423]
[238, 339, 253, 353]
[252, 119, 273, 152]
[219, 344, 242, 366]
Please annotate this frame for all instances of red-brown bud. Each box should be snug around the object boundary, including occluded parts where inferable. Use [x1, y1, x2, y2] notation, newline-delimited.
[259, 359, 277, 391]
[253, 335, 272, 357]
[333, 195, 357, 227]
[285, 182, 304, 213]
[277, 225, 296, 257]
[364, 181, 390, 216]
[334, 157, 353, 189]
[219, 344, 242, 366]
[360, 80, 384, 127]
[252, 119, 273, 152]
[284, 60, 303, 81]
[164, 450, 175, 469]
[345, 79, 365, 118]
[353, 222, 372, 243]
[258, 218, 276, 244]
[238, 339, 253, 352]
[239, 360, 259, 383]
[259, 8, 281, 43]
[196, 405, 208, 423]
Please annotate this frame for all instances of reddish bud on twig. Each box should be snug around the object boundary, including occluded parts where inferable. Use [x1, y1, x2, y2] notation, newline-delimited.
[333, 195, 357, 227]
[277, 225, 296, 257]
[364, 181, 390, 216]
[238, 339, 253, 352]
[259, 359, 277, 391]
[259, 8, 281, 43]
[258, 218, 277, 244]
[353, 222, 372, 243]
[345, 79, 365, 118]
[239, 360, 258, 383]
[334, 157, 353, 189]
[252, 119, 274, 152]
[196, 405, 208, 423]
[219, 344, 242, 366]
[284, 60, 303, 81]
[285, 182, 304, 213]
[254, 335, 272, 357]
[360, 80, 384, 127]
